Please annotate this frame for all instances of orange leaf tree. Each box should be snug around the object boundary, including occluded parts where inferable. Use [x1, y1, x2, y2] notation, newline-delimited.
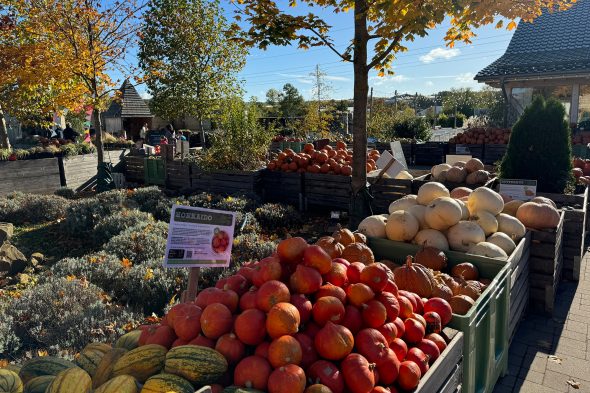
[233, 0, 576, 220]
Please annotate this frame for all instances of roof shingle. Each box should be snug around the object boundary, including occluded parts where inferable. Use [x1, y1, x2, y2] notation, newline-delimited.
[475, 0, 590, 83]
[104, 80, 153, 118]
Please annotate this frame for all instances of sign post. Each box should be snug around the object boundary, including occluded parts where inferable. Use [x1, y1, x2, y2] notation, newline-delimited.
[390, 141, 407, 169]
[375, 150, 405, 179]
[164, 205, 236, 303]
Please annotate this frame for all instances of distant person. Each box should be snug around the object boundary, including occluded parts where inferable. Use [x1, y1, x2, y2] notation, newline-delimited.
[89, 128, 96, 138]
[165, 124, 175, 141]
[160, 136, 169, 145]
[140, 123, 149, 141]
[63, 123, 79, 142]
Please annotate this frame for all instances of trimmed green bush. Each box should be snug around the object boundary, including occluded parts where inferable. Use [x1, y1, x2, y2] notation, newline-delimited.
[231, 233, 277, 264]
[0, 193, 70, 225]
[254, 203, 303, 231]
[500, 96, 573, 193]
[104, 221, 168, 264]
[63, 197, 124, 237]
[93, 210, 154, 246]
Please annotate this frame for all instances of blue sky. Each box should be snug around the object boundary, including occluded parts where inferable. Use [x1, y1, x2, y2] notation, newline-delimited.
[131, 1, 517, 101]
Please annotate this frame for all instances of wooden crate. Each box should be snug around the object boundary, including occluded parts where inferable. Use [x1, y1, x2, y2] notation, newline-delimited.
[538, 190, 587, 281]
[124, 155, 146, 183]
[261, 169, 304, 208]
[166, 160, 191, 190]
[415, 328, 463, 393]
[190, 167, 262, 198]
[484, 144, 507, 165]
[508, 233, 531, 343]
[368, 177, 413, 214]
[61, 150, 126, 192]
[529, 211, 565, 314]
[448, 143, 484, 161]
[0, 158, 61, 196]
[303, 173, 351, 211]
[413, 142, 448, 166]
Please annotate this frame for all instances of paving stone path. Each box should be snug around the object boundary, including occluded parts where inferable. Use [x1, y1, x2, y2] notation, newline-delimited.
[493, 253, 590, 392]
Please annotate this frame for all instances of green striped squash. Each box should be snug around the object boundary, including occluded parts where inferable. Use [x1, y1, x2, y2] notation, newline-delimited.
[0, 369, 23, 393]
[75, 342, 112, 377]
[94, 375, 139, 393]
[164, 345, 227, 385]
[223, 387, 265, 393]
[2, 364, 22, 375]
[140, 373, 194, 393]
[115, 330, 142, 351]
[46, 367, 92, 393]
[112, 344, 167, 383]
[92, 348, 128, 389]
[23, 376, 55, 393]
[19, 357, 77, 384]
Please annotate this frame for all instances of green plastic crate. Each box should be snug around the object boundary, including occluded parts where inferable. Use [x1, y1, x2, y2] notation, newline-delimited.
[144, 158, 165, 185]
[368, 238, 510, 393]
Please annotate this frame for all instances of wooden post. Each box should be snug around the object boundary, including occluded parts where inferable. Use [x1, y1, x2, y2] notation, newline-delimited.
[181, 267, 200, 303]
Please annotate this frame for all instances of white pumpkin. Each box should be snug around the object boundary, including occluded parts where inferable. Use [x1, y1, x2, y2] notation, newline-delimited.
[417, 182, 450, 205]
[388, 195, 418, 214]
[447, 221, 486, 252]
[496, 213, 526, 241]
[386, 211, 420, 242]
[408, 204, 429, 230]
[431, 163, 452, 179]
[469, 210, 498, 236]
[467, 187, 504, 215]
[358, 215, 387, 238]
[395, 170, 414, 180]
[467, 242, 508, 260]
[413, 229, 449, 251]
[424, 197, 463, 231]
[455, 199, 470, 220]
[486, 232, 517, 255]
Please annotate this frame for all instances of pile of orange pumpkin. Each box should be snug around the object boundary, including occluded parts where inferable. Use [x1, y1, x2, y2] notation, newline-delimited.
[266, 142, 381, 175]
[139, 229, 455, 393]
[449, 127, 511, 145]
[572, 157, 590, 185]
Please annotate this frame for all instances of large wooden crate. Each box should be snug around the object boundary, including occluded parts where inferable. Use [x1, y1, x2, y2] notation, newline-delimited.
[61, 150, 126, 192]
[124, 155, 146, 183]
[483, 144, 507, 165]
[0, 158, 61, 196]
[303, 173, 351, 211]
[529, 211, 565, 314]
[368, 177, 412, 214]
[261, 169, 304, 208]
[166, 160, 191, 190]
[508, 232, 531, 343]
[415, 328, 463, 393]
[190, 167, 262, 198]
[413, 142, 448, 166]
[537, 190, 587, 281]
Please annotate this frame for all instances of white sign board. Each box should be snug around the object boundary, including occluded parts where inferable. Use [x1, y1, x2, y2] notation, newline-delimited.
[390, 141, 407, 169]
[446, 154, 472, 165]
[376, 150, 405, 179]
[498, 179, 537, 201]
[164, 205, 236, 268]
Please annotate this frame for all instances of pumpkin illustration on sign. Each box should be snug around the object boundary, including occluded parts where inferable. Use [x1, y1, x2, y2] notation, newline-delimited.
[212, 228, 230, 254]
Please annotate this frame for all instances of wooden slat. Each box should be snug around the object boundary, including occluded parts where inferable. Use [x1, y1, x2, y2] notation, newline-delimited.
[0, 158, 62, 195]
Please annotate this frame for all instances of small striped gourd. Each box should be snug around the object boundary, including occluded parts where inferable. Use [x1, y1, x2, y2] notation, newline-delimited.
[112, 344, 167, 383]
[3, 364, 22, 375]
[94, 374, 139, 393]
[222, 387, 265, 393]
[75, 342, 112, 377]
[115, 330, 142, 351]
[92, 348, 128, 389]
[164, 345, 227, 385]
[0, 369, 23, 393]
[46, 367, 92, 393]
[140, 373, 194, 393]
[19, 357, 77, 384]
[23, 376, 55, 393]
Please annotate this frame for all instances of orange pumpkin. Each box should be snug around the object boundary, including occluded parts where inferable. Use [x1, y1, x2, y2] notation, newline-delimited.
[360, 264, 388, 292]
[252, 256, 282, 287]
[341, 304, 363, 335]
[345, 283, 375, 307]
[393, 256, 435, 298]
[268, 335, 303, 367]
[234, 356, 272, 390]
[312, 296, 345, 326]
[257, 280, 290, 312]
[355, 328, 389, 365]
[341, 353, 376, 393]
[215, 333, 245, 364]
[342, 243, 375, 265]
[277, 237, 308, 264]
[267, 364, 306, 393]
[290, 294, 312, 323]
[266, 302, 301, 338]
[200, 303, 233, 339]
[314, 321, 354, 361]
[290, 264, 323, 294]
[239, 287, 258, 310]
[303, 245, 332, 274]
[332, 228, 356, 246]
[307, 360, 344, 393]
[323, 262, 348, 287]
[315, 283, 346, 303]
[361, 300, 387, 328]
[255, 341, 270, 358]
[315, 236, 345, 259]
[294, 332, 318, 369]
[234, 308, 266, 345]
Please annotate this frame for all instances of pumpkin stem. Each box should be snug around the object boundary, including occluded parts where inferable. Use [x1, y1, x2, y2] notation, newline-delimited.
[405, 255, 413, 268]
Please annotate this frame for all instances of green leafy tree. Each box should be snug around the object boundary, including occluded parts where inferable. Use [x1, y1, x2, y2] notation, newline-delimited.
[279, 83, 305, 119]
[265, 88, 282, 117]
[500, 96, 572, 193]
[232, 0, 575, 214]
[138, 0, 247, 135]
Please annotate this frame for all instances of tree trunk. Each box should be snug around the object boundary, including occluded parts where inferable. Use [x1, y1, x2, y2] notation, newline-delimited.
[93, 108, 104, 164]
[0, 105, 11, 150]
[351, 0, 369, 193]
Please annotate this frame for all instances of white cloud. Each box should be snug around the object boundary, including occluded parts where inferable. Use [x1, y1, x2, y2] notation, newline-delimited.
[370, 74, 409, 86]
[296, 78, 313, 84]
[455, 72, 477, 85]
[425, 81, 434, 87]
[325, 75, 350, 82]
[419, 47, 461, 63]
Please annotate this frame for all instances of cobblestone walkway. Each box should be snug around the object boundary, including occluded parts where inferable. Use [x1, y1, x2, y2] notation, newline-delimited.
[493, 254, 590, 392]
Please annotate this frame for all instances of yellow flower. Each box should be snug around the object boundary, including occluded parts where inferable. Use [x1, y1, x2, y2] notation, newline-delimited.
[37, 350, 48, 357]
[144, 269, 154, 280]
[66, 275, 76, 281]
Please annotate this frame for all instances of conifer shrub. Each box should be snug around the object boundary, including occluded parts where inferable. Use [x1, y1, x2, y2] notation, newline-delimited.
[500, 96, 573, 193]
[93, 210, 154, 245]
[63, 197, 124, 237]
[254, 203, 303, 231]
[104, 221, 168, 264]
